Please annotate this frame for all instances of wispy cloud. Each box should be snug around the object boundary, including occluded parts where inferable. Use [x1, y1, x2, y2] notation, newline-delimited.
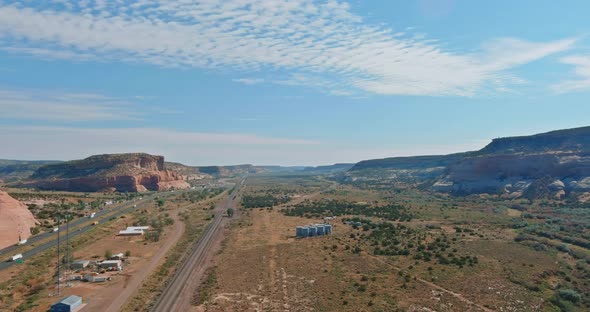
[551, 55, 590, 93]
[0, 125, 320, 165]
[233, 78, 265, 85]
[0, 1, 575, 96]
[0, 88, 140, 121]
[0, 125, 490, 166]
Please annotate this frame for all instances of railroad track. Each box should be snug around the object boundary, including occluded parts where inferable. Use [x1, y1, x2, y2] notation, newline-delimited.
[151, 179, 244, 311]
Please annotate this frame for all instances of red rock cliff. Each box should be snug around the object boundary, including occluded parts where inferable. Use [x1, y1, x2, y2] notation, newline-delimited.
[29, 153, 190, 192]
[0, 191, 38, 249]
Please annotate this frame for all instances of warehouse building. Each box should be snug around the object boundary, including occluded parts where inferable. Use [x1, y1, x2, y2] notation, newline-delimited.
[118, 226, 150, 236]
[98, 260, 122, 271]
[296, 224, 332, 238]
[70, 260, 90, 270]
[50, 295, 82, 312]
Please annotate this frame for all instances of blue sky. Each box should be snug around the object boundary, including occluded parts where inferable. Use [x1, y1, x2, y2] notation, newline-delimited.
[0, 0, 589, 165]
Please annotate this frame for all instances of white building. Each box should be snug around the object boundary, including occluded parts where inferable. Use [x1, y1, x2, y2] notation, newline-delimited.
[98, 260, 122, 271]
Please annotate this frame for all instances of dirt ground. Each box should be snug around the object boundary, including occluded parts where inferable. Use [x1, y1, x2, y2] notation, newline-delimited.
[196, 207, 498, 312]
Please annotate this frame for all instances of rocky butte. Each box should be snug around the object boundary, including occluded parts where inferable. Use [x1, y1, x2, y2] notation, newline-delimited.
[28, 153, 191, 193]
[0, 191, 38, 249]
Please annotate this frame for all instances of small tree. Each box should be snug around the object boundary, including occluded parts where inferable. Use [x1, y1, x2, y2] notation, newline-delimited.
[125, 250, 131, 257]
[227, 208, 234, 217]
[105, 249, 113, 259]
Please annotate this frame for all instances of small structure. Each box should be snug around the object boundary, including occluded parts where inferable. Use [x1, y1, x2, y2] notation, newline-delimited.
[70, 260, 90, 270]
[108, 253, 125, 260]
[84, 274, 108, 283]
[69, 274, 83, 281]
[118, 226, 149, 236]
[296, 224, 332, 238]
[50, 295, 82, 312]
[98, 260, 122, 271]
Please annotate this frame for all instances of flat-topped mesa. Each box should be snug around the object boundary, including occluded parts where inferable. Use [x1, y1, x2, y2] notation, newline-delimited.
[30, 153, 190, 193]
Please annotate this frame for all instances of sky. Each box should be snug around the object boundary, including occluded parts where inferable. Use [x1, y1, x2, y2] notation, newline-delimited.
[0, 0, 589, 166]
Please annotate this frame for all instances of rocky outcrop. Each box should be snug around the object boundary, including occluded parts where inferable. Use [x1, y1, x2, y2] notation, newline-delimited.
[0, 191, 38, 249]
[28, 153, 190, 193]
[347, 126, 590, 200]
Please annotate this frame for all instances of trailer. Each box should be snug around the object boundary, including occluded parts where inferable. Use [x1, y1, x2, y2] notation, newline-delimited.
[10, 254, 23, 262]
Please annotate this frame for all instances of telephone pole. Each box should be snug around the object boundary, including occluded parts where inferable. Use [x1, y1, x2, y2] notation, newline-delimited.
[65, 214, 70, 285]
[56, 216, 61, 295]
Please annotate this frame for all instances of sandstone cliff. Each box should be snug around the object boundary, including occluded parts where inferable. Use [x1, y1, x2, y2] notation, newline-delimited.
[28, 153, 190, 192]
[347, 126, 590, 200]
[0, 191, 38, 250]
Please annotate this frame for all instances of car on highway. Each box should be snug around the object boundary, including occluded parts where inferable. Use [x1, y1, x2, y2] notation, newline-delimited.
[9, 254, 23, 262]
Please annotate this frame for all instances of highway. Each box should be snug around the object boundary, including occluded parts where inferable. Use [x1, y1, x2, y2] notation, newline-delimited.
[0, 194, 160, 269]
[151, 179, 244, 312]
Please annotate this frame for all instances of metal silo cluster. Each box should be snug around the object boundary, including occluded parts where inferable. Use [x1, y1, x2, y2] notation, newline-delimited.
[296, 224, 332, 238]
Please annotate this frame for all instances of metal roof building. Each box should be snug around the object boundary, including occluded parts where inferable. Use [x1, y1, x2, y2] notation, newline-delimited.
[50, 295, 82, 312]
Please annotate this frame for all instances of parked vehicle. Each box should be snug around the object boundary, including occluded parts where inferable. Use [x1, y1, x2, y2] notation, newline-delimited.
[89, 212, 96, 219]
[17, 239, 27, 246]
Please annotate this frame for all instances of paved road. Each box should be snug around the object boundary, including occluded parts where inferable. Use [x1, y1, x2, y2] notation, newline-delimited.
[0, 194, 161, 269]
[151, 179, 244, 312]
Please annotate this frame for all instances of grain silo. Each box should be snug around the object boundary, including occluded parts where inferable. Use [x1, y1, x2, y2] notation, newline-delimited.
[296, 226, 304, 237]
[300, 226, 310, 237]
[315, 224, 325, 236]
[308, 226, 318, 237]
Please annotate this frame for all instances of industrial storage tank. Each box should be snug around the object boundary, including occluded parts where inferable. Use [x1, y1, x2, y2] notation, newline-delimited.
[300, 227, 310, 237]
[324, 224, 332, 234]
[296, 226, 304, 237]
[315, 224, 325, 236]
[308, 226, 318, 237]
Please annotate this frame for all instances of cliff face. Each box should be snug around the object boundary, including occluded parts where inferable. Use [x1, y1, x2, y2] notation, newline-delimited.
[348, 126, 590, 200]
[29, 153, 190, 192]
[0, 191, 38, 249]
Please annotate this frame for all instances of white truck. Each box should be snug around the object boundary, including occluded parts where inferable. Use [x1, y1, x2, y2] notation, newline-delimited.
[10, 254, 23, 262]
[53, 227, 59, 233]
[17, 239, 27, 246]
[89, 212, 96, 219]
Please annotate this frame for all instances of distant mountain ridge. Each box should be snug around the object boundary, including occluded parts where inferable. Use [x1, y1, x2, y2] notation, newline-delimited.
[347, 126, 590, 201]
[0, 159, 62, 182]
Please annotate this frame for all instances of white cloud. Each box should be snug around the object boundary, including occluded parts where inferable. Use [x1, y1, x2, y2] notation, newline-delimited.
[232, 78, 265, 85]
[551, 55, 590, 93]
[0, 125, 321, 165]
[0, 125, 488, 166]
[0, 88, 140, 121]
[0, 1, 575, 96]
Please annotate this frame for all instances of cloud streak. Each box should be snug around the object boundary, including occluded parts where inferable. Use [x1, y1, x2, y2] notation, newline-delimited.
[0, 125, 488, 166]
[0, 1, 575, 96]
[0, 88, 140, 121]
[552, 55, 590, 93]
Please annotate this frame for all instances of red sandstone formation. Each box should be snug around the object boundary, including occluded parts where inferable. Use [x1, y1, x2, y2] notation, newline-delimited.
[0, 191, 38, 250]
[29, 153, 191, 193]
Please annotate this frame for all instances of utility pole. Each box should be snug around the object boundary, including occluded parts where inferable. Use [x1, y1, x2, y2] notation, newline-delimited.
[65, 214, 70, 286]
[56, 216, 61, 296]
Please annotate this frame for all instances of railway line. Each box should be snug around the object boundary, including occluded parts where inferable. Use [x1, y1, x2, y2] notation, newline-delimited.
[151, 179, 244, 311]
